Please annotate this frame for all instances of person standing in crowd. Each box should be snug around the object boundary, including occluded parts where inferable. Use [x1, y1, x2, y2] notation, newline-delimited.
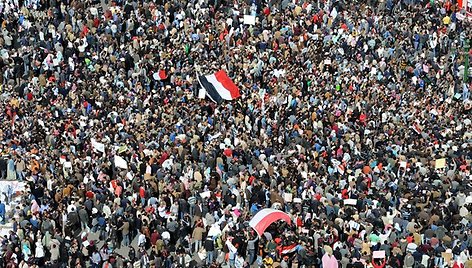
[0, 200, 5, 224]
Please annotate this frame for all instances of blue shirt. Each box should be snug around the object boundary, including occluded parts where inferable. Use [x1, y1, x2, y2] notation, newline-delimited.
[250, 204, 259, 215]
[30, 218, 39, 228]
[98, 217, 106, 226]
[0, 203, 5, 215]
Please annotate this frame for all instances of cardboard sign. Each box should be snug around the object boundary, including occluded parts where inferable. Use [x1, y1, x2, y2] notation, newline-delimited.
[373, 251, 385, 259]
[349, 220, 360, 230]
[117, 145, 128, 154]
[441, 252, 452, 263]
[435, 158, 446, 169]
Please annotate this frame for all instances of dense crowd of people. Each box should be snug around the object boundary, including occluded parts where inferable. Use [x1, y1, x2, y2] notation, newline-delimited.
[0, 0, 471, 267]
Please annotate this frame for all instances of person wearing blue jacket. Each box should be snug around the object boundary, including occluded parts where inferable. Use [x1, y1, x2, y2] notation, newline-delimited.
[0, 200, 5, 224]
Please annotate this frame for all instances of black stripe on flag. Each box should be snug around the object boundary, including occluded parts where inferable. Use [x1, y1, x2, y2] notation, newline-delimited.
[198, 75, 223, 104]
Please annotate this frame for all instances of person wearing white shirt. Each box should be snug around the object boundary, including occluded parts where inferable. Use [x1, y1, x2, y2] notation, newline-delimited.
[137, 233, 146, 247]
[459, 249, 470, 264]
[234, 254, 245, 268]
[34, 241, 45, 263]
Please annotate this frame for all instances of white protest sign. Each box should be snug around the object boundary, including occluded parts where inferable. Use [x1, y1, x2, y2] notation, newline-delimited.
[373, 251, 385, 259]
[284, 193, 293, 203]
[344, 199, 357, 205]
[244, 15, 256, 25]
[114, 155, 128, 169]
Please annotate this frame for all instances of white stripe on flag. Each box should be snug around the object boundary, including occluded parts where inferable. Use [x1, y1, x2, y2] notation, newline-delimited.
[281, 244, 299, 254]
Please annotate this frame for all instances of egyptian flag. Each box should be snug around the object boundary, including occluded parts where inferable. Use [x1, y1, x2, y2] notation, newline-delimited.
[198, 70, 241, 104]
[411, 122, 422, 135]
[278, 244, 300, 255]
[153, 70, 168, 81]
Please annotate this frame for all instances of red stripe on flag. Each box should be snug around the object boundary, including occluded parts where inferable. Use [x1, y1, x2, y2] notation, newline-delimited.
[279, 244, 298, 254]
[252, 210, 292, 236]
[214, 70, 240, 99]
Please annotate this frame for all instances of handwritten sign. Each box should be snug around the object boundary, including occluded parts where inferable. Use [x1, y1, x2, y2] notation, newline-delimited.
[373, 251, 385, 259]
[349, 220, 360, 230]
[435, 158, 446, 169]
[344, 199, 357, 205]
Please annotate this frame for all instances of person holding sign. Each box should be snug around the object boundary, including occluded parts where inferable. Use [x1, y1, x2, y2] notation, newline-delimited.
[372, 257, 387, 268]
[372, 251, 387, 268]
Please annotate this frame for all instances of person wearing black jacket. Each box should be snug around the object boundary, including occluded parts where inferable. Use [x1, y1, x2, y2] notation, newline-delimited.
[204, 237, 215, 265]
[66, 207, 80, 237]
[0, 157, 7, 180]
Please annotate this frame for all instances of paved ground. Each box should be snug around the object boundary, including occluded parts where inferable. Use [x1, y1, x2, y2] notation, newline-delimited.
[87, 230, 140, 258]
[0, 180, 22, 238]
[0, 221, 13, 238]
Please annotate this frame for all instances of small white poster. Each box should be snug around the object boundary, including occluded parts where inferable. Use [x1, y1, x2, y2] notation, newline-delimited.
[243, 15, 256, 25]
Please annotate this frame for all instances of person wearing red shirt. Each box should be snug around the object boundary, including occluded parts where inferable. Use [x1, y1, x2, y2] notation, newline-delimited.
[406, 234, 414, 243]
[452, 261, 465, 268]
[159, 151, 169, 165]
[444, 0, 452, 11]
[341, 187, 349, 199]
[139, 186, 146, 206]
